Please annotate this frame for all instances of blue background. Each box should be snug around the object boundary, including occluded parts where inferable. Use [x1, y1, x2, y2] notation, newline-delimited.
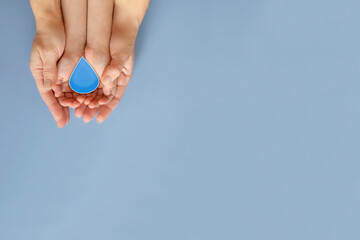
[1, 0, 360, 239]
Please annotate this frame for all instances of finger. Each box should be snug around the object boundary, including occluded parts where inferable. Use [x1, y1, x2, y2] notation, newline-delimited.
[100, 68, 130, 105]
[100, 2, 137, 89]
[75, 103, 87, 118]
[76, 94, 85, 104]
[96, 85, 127, 123]
[53, 84, 62, 97]
[30, 49, 45, 91]
[100, 43, 132, 96]
[102, 73, 117, 96]
[58, 83, 82, 108]
[64, 107, 70, 125]
[103, 52, 133, 95]
[64, 92, 81, 108]
[30, 48, 67, 127]
[83, 107, 99, 123]
[83, 92, 97, 105]
[101, 52, 129, 93]
[70, 100, 81, 109]
[88, 94, 102, 108]
[56, 111, 67, 128]
[40, 91, 67, 128]
[57, 54, 80, 83]
[58, 97, 70, 107]
[61, 83, 73, 94]
[118, 53, 134, 86]
[61, 98, 80, 109]
[42, 51, 59, 90]
[59, 92, 74, 107]
[101, 45, 134, 96]
[98, 92, 114, 105]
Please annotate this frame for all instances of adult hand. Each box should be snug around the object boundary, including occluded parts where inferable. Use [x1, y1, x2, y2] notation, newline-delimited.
[29, 0, 69, 127]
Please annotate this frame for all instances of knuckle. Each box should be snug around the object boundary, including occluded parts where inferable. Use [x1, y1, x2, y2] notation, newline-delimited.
[42, 68, 56, 78]
[29, 63, 42, 78]
[119, 75, 131, 86]
[107, 67, 121, 78]
[43, 64, 57, 71]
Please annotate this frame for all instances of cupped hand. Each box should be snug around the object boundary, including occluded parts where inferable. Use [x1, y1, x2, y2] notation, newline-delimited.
[54, 52, 116, 111]
[73, 0, 116, 123]
[48, 0, 86, 119]
[29, 0, 69, 127]
[53, 0, 114, 117]
[75, 0, 149, 123]
[30, 0, 149, 126]
[54, 0, 116, 123]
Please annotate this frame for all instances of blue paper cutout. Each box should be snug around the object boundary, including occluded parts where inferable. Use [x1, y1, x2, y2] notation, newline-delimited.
[69, 57, 99, 94]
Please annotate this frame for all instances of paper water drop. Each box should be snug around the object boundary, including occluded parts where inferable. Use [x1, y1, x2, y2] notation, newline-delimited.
[69, 57, 99, 94]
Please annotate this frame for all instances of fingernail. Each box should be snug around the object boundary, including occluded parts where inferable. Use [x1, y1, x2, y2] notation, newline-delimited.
[104, 75, 112, 84]
[44, 79, 52, 89]
[97, 117, 104, 123]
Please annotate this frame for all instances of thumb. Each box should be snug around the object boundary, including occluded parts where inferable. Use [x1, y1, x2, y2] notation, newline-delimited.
[57, 54, 79, 84]
[101, 56, 125, 84]
[42, 51, 59, 90]
[101, 51, 130, 95]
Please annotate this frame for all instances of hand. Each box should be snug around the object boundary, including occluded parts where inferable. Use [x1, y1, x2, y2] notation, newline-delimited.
[55, 0, 116, 123]
[53, 0, 114, 118]
[53, 0, 86, 111]
[29, 0, 69, 127]
[29, 0, 150, 126]
[75, 0, 150, 123]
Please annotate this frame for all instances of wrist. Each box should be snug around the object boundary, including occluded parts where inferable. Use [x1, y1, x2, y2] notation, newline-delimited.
[114, 0, 150, 29]
[30, 0, 63, 33]
[64, 39, 86, 55]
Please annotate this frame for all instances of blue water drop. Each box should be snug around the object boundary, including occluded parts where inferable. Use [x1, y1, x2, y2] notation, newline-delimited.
[69, 57, 99, 94]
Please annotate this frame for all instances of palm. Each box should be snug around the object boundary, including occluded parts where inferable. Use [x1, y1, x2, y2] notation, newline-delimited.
[77, 51, 135, 123]
[30, 27, 69, 128]
[68, 48, 120, 122]
[54, 50, 117, 110]
[54, 80, 114, 109]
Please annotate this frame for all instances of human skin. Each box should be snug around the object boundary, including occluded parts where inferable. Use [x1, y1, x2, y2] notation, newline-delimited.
[30, 0, 150, 126]
[52, 0, 87, 111]
[75, 0, 150, 123]
[29, 0, 115, 126]
[29, 0, 68, 127]
[53, 0, 117, 123]
[77, 0, 115, 123]
[53, 0, 114, 114]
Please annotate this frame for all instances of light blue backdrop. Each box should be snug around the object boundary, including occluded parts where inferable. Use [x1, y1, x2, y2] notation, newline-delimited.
[1, 0, 360, 239]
